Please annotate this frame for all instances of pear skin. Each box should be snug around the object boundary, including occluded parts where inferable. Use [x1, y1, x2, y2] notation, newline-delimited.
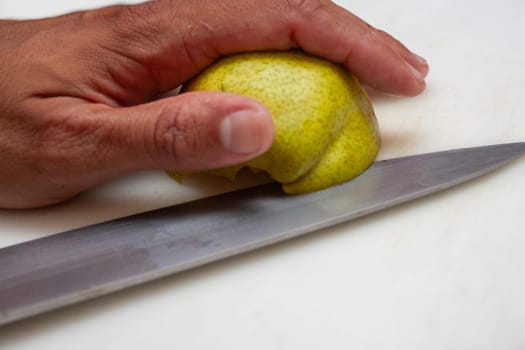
[171, 50, 381, 194]
[282, 82, 380, 194]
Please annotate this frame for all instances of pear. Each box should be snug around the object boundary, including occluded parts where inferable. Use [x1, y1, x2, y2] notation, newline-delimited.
[171, 50, 380, 194]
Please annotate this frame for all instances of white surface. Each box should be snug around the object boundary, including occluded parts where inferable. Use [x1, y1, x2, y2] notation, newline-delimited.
[1, 0, 524, 349]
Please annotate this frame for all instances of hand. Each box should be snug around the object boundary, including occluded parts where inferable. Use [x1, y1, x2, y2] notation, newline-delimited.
[0, 0, 429, 209]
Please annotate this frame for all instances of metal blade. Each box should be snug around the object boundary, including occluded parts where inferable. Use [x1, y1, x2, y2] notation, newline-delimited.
[1, 142, 524, 325]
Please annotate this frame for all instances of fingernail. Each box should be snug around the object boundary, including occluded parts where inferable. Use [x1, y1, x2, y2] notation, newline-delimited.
[220, 109, 269, 155]
[413, 53, 428, 66]
[406, 60, 426, 82]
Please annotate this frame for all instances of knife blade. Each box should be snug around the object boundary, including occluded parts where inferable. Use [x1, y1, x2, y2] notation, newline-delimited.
[1, 142, 524, 326]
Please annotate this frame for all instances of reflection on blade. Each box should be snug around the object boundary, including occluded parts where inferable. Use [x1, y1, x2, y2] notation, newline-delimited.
[0, 142, 524, 326]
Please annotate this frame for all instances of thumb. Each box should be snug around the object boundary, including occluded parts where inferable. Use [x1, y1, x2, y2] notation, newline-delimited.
[109, 91, 274, 173]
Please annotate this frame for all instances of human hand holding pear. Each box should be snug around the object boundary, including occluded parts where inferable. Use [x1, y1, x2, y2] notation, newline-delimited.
[171, 51, 381, 193]
[0, 0, 427, 208]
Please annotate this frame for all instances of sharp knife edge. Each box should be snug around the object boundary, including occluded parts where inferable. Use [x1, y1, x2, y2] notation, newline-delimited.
[0, 142, 524, 326]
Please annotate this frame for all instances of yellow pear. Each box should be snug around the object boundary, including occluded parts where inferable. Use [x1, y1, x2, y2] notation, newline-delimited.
[171, 50, 381, 194]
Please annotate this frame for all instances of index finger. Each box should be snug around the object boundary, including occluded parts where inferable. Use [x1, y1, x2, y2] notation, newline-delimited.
[91, 0, 428, 98]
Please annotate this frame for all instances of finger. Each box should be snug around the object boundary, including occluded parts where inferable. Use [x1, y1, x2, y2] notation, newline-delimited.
[287, 1, 429, 96]
[91, 0, 428, 97]
[99, 92, 274, 173]
[373, 28, 429, 78]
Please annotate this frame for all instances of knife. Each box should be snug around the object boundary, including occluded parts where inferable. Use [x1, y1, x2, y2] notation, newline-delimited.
[0, 142, 524, 326]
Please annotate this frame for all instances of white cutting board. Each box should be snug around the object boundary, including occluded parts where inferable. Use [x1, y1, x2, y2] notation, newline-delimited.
[1, 0, 524, 349]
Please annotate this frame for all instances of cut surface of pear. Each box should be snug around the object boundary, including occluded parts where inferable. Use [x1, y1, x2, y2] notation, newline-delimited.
[170, 50, 381, 194]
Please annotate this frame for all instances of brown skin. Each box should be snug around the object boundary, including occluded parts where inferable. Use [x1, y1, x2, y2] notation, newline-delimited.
[0, 0, 428, 209]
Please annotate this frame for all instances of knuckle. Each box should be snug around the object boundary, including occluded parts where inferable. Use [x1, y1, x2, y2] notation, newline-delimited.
[179, 21, 217, 69]
[114, 2, 162, 31]
[283, 0, 324, 42]
[120, 2, 159, 21]
[95, 3, 165, 56]
[84, 2, 158, 27]
[364, 26, 396, 46]
[361, 26, 390, 51]
[151, 103, 205, 168]
[373, 28, 393, 42]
